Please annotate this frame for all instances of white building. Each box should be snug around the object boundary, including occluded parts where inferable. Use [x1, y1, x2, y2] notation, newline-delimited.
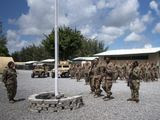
[95, 47, 160, 67]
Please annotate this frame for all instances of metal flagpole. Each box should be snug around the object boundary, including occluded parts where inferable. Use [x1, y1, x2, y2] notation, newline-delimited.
[54, 0, 59, 96]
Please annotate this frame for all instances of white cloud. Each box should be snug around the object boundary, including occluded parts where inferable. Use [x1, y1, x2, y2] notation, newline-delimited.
[101, 26, 124, 36]
[17, 0, 54, 35]
[90, 33, 98, 39]
[141, 11, 153, 23]
[7, 0, 147, 52]
[97, 26, 124, 44]
[6, 30, 41, 53]
[144, 43, 152, 48]
[61, 0, 97, 25]
[7, 0, 99, 52]
[130, 18, 146, 33]
[14, 0, 98, 36]
[80, 25, 92, 36]
[7, 30, 29, 53]
[96, 0, 107, 9]
[106, 0, 139, 27]
[124, 32, 143, 42]
[129, 11, 153, 33]
[153, 22, 160, 33]
[150, 1, 160, 15]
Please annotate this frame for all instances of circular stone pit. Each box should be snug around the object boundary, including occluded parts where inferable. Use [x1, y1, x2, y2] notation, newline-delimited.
[28, 92, 84, 113]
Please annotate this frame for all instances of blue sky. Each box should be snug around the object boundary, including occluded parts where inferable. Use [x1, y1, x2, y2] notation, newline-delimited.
[0, 0, 28, 30]
[0, 0, 160, 53]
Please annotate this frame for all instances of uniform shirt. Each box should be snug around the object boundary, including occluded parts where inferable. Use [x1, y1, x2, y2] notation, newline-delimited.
[131, 66, 140, 80]
[2, 67, 17, 85]
[106, 62, 113, 79]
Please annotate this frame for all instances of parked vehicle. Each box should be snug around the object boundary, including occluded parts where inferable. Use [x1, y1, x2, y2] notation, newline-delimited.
[51, 61, 70, 78]
[31, 64, 50, 78]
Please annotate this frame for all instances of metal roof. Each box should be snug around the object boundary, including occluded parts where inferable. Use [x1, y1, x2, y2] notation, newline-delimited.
[95, 47, 160, 56]
[41, 59, 55, 62]
[15, 62, 25, 65]
[25, 61, 38, 64]
[73, 57, 98, 61]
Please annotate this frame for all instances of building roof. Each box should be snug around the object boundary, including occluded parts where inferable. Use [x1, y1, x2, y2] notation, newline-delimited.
[73, 57, 98, 61]
[41, 59, 55, 63]
[15, 62, 25, 65]
[25, 61, 38, 64]
[95, 47, 160, 56]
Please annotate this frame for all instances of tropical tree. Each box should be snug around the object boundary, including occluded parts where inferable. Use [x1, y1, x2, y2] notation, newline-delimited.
[42, 26, 105, 60]
[12, 45, 51, 62]
[12, 26, 107, 61]
[0, 20, 9, 56]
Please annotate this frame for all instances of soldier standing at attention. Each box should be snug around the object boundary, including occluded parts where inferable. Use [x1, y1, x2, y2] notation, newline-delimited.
[92, 58, 103, 97]
[102, 57, 114, 101]
[75, 64, 81, 82]
[2, 61, 17, 103]
[127, 61, 140, 103]
[84, 62, 90, 85]
[94, 57, 105, 97]
[88, 60, 96, 94]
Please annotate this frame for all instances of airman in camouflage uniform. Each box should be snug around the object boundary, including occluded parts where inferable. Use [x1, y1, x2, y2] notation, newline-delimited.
[84, 62, 90, 85]
[88, 60, 98, 93]
[145, 63, 151, 82]
[112, 63, 118, 82]
[2, 61, 17, 103]
[94, 57, 106, 97]
[127, 61, 140, 103]
[75, 64, 82, 82]
[91, 58, 104, 97]
[150, 63, 158, 81]
[102, 57, 114, 100]
[70, 64, 76, 79]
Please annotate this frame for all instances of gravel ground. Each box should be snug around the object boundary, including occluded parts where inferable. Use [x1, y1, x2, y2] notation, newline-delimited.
[0, 70, 160, 120]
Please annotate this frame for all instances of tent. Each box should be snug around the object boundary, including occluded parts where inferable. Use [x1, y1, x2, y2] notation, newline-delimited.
[0, 57, 14, 74]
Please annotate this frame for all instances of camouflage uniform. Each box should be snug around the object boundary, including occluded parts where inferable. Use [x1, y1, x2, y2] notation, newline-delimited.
[75, 64, 81, 82]
[154, 66, 159, 81]
[145, 63, 151, 82]
[113, 65, 119, 81]
[140, 64, 146, 81]
[112, 64, 118, 82]
[128, 61, 140, 102]
[84, 63, 90, 85]
[89, 61, 97, 93]
[102, 59, 114, 99]
[2, 67, 17, 101]
[94, 59, 106, 97]
[70, 65, 75, 79]
[150, 63, 158, 81]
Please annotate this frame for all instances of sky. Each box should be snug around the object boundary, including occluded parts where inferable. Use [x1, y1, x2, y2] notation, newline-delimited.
[0, 0, 160, 53]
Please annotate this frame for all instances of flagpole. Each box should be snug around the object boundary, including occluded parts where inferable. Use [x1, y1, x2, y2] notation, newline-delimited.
[54, 0, 59, 96]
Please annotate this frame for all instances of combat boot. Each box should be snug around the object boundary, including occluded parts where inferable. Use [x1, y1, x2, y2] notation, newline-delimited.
[103, 96, 114, 101]
[133, 98, 139, 103]
[103, 95, 110, 99]
[127, 98, 134, 101]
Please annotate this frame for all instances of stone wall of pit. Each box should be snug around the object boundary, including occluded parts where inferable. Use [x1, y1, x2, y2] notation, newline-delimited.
[28, 94, 84, 113]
